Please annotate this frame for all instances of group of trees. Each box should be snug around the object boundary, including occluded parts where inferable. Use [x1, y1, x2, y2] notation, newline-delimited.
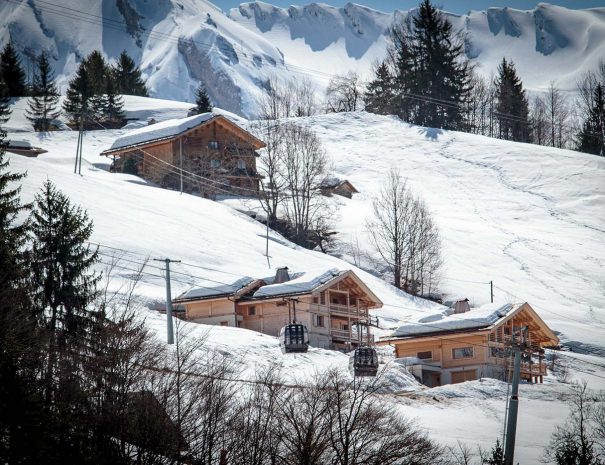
[367, 169, 442, 296]
[63, 50, 147, 128]
[0, 138, 446, 463]
[0, 41, 149, 131]
[576, 61, 605, 156]
[253, 118, 333, 250]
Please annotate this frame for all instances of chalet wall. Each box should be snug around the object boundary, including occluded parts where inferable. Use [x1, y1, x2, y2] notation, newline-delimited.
[185, 299, 237, 326]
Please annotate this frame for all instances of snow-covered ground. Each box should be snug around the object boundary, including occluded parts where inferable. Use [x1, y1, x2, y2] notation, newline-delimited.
[4, 96, 605, 463]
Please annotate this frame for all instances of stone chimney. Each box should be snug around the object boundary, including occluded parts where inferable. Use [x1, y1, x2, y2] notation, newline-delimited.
[274, 267, 290, 284]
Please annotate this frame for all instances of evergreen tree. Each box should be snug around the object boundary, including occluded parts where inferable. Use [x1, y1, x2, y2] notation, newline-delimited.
[113, 50, 148, 96]
[494, 58, 531, 142]
[387, 0, 471, 129]
[193, 83, 212, 114]
[25, 52, 61, 132]
[102, 76, 124, 123]
[0, 42, 27, 97]
[84, 51, 110, 121]
[482, 439, 504, 465]
[0, 79, 11, 127]
[29, 180, 99, 338]
[63, 63, 91, 125]
[577, 83, 605, 156]
[365, 61, 395, 115]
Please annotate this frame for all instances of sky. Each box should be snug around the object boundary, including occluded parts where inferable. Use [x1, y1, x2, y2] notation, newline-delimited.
[215, 0, 604, 14]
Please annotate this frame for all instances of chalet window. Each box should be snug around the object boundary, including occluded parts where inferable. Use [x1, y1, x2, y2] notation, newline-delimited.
[313, 315, 324, 327]
[452, 347, 474, 359]
[417, 351, 433, 360]
[208, 141, 219, 149]
[320, 292, 326, 305]
[248, 306, 256, 316]
[211, 159, 220, 168]
[220, 321, 229, 326]
[237, 159, 246, 169]
[342, 324, 349, 331]
[313, 296, 319, 304]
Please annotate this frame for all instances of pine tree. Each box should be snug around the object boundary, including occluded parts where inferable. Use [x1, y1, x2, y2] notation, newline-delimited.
[494, 58, 531, 142]
[388, 0, 471, 129]
[577, 83, 605, 156]
[365, 61, 395, 115]
[113, 50, 148, 96]
[102, 76, 124, 124]
[63, 63, 91, 125]
[482, 439, 504, 465]
[84, 51, 110, 121]
[29, 180, 99, 338]
[25, 53, 61, 132]
[193, 83, 212, 114]
[0, 42, 27, 97]
[0, 79, 11, 127]
[0, 142, 29, 291]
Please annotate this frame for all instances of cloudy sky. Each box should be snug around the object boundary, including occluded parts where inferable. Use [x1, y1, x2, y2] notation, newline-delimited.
[216, 0, 603, 14]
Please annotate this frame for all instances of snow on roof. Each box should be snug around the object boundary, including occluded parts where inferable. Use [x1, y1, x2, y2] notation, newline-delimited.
[108, 112, 215, 151]
[392, 303, 517, 337]
[320, 176, 342, 188]
[176, 276, 256, 301]
[253, 268, 345, 298]
[8, 139, 32, 148]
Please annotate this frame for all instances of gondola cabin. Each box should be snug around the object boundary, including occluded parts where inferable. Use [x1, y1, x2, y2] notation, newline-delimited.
[350, 347, 379, 377]
[279, 323, 310, 353]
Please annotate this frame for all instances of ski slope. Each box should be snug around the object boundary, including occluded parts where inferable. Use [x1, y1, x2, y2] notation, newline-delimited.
[4, 96, 605, 463]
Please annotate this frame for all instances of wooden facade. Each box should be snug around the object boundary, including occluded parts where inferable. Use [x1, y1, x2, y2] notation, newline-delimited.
[378, 303, 559, 387]
[173, 270, 382, 350]
[101, 115, 265, 197]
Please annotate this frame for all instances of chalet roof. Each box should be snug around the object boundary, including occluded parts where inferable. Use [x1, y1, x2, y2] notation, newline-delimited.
[392, 303, 518, 337]
[175, 276, 258, 302]
[253, 268, 346, 298]
[108, 113, 215, 151]
[320, 176, 359, 192]
[386, 302, 559, 346]
[101, 111, 265, 154]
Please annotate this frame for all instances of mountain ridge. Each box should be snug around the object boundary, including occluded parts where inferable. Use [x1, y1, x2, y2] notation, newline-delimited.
[1, 0, 604, 116]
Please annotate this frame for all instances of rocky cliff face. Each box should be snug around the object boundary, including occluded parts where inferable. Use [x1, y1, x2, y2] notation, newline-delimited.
[1, 0, 603, 116]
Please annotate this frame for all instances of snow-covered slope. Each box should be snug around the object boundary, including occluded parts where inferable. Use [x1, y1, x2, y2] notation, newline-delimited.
[2, 1, 604, 118]
[5, 96, 605, 464]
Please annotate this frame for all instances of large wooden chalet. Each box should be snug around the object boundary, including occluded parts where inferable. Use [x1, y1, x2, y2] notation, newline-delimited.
[101, 113, 265, 196]
[173, 267, 383, 351]
[378, 302, 559, 387]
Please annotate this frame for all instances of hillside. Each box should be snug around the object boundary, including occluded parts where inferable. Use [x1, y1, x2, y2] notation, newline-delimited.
[1, 0, 604, 117]
[4, 95, 605, 462]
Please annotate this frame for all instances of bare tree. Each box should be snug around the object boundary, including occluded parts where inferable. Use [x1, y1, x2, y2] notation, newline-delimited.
[280, 123, 330, 246]
[544, 380, 605, 465]
[367, 169, 441, 295]
[366, 170, 415, 290]
[259, 76, 318, 120]
[323, 369, 443, 465]
[325, 72, 364, 113]
[545, 81, 570, 148]
[531, 95, 549, 146]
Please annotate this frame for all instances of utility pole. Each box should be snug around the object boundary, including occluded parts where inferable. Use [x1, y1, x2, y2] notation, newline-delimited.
[490, 280, 494, 303]
[154, 258, 181, 344]
[504, 333, 524, 465]
[179, 137, 183, 194]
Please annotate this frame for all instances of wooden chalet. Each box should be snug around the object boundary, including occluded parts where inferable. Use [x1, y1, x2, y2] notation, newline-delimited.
[378, 302, 559, 387]
[100, 113, 265, 196]
[173, 267, 383, 350]
[5, 139, 47, 157]
[320, 177, 359, 198]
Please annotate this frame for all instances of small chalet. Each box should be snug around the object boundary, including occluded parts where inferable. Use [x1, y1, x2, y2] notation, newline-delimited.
[173, 267, 383, 350]
[101, 112, 265, 196]
[5, 139, 47, 157]
[378, 302, 559, 387]
[320, 177, 359, 199]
